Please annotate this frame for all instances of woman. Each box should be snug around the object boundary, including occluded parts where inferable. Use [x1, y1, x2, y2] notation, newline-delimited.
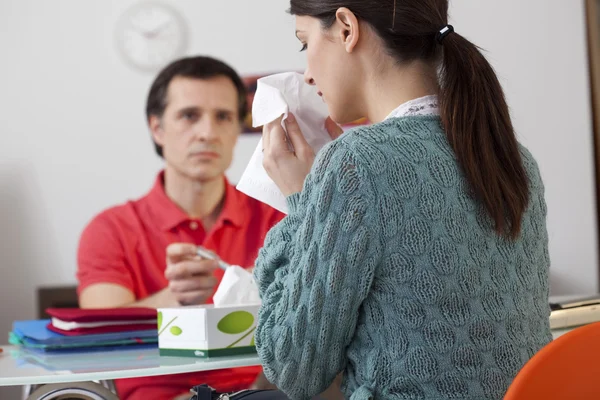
[254, 0, 551, 399]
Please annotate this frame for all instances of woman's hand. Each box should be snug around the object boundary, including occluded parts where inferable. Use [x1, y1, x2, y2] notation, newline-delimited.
[249, 371, 279, 390]
[262, 113, 343, 197]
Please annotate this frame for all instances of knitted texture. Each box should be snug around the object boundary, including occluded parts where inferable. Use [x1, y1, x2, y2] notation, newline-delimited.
[253, 116, 551, 400]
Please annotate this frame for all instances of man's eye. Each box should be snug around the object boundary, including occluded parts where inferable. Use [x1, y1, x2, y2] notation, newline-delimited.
[300, 44, 307, 52]
[217, 112, 232, 122]
[183, 112, 197, 120]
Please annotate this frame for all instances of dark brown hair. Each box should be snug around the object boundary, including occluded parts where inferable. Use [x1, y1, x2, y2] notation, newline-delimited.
[146, 56, 248, 158]
[290, 0, 529, 238]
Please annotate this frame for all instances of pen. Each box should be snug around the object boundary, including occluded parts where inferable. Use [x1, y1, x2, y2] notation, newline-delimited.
[196, 247, 230, 271]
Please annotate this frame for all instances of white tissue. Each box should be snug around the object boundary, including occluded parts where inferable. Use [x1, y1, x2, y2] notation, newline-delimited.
[236, 72, 332, 214]
[213, 266, 261, 307]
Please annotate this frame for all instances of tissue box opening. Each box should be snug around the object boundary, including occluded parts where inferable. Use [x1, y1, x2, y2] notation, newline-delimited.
[157, 304, 260, 358]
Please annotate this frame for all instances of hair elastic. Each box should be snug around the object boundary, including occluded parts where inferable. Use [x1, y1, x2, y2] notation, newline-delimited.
[436, 25, 454, 44]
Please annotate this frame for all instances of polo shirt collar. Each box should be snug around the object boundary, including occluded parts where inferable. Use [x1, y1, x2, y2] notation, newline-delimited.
[146, 171, 248, 231]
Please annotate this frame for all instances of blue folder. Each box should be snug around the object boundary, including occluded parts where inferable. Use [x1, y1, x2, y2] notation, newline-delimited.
[10, 319, 158, 351]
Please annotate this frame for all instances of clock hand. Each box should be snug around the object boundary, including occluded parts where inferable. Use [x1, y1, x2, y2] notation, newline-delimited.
[144, 20, 171, 39]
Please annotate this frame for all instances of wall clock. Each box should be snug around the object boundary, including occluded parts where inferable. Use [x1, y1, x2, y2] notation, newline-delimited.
[115, 2, 188, 71]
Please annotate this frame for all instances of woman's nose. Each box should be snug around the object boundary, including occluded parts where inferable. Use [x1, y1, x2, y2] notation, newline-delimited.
[304, 71, 315, 86]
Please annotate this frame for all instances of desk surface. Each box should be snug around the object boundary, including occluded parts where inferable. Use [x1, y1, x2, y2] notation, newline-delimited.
[0, 327, 572, 387]
[0, 345, 260, 387]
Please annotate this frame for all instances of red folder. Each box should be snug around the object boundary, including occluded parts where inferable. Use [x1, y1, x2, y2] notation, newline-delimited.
[46, 307, 158, 336]
[46, 307, 157, 322]
[46, 323, 158, 336]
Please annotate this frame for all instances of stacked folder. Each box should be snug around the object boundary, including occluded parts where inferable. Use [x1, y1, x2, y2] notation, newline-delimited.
[46, 307, 158, 335]
[10, 308, 159, 353]
[11, 342, 159, 372]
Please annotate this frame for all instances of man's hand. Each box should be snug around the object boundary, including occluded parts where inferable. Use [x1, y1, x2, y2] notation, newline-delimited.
[164, 243, 218, 305]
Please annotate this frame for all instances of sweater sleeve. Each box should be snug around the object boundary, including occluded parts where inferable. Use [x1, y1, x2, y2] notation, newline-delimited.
[253, 140, 382, 399]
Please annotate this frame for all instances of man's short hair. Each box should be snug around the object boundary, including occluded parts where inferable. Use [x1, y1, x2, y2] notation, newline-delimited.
[145, 56, 248, 157]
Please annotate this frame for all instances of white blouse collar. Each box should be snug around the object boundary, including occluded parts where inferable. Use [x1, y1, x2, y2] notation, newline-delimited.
[384, 95, 440, 120]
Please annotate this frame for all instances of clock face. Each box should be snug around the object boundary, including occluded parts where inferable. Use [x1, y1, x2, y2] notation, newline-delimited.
[115, 2, 188, 71]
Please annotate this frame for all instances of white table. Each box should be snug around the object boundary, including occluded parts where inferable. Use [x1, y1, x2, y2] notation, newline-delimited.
[0, 345, 260, 399]
[0, 327, 575, 399]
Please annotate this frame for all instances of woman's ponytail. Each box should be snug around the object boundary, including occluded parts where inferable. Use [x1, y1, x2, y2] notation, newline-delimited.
[439, 30, 529, 239]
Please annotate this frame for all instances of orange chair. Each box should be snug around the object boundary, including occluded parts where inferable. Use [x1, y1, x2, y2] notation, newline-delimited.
[504, 322, 600, 399]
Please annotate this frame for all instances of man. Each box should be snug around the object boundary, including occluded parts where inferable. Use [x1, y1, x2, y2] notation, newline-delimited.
[76, 56, 283, 400]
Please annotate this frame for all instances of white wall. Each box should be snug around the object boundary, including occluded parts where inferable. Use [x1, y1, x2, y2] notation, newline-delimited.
[0, 0, 595, 395]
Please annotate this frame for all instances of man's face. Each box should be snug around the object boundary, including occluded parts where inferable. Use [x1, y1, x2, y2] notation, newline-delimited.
[150, 75, 241, 182]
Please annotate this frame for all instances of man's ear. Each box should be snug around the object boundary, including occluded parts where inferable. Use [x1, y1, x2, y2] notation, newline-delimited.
[335, 7, 360, 53]
[149, 115, 165, 146]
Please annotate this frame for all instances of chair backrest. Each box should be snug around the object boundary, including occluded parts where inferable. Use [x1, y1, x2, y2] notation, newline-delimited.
[504, 322, 600, 399]
[36, 285, 78, 319]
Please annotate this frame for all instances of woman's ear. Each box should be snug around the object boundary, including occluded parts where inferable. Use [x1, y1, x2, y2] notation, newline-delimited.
[335, 7, 360, 53]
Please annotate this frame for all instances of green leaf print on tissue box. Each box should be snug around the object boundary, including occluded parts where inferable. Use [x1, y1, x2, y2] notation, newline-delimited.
[158, 310, 255, 347]
[157, 305, 260, 358]
[217, 311, 256, 348]
[157, 311, 183, 336]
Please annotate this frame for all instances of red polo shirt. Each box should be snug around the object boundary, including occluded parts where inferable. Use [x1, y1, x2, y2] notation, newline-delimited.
[76, 172, 284, 400]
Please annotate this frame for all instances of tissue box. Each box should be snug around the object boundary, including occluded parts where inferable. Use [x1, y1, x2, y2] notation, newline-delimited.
[157, 304, 260, 358]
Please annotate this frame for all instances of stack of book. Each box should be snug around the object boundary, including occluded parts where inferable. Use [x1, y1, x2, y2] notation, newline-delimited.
[10, 307, 159, 353]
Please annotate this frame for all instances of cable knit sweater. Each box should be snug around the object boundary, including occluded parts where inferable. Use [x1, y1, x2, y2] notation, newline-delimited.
[253, 116, 552, 400]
